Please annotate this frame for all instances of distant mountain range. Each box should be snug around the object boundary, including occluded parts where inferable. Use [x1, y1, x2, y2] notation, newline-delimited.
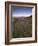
[14, 15, 32, 24]
[11, 15, 32, 22]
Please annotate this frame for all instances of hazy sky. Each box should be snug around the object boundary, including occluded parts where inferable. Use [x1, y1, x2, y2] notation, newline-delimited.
[11, 6, 32, 17]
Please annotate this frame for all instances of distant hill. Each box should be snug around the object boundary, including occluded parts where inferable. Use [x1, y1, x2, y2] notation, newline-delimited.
[14, 15, 32, 24]
[12, 15, 32, 38]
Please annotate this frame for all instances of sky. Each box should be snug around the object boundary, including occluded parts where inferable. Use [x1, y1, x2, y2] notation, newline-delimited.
[11, 6, 32, 17]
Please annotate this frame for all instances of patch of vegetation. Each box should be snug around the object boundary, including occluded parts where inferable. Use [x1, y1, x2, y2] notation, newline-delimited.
[12, 15, 32, 38]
